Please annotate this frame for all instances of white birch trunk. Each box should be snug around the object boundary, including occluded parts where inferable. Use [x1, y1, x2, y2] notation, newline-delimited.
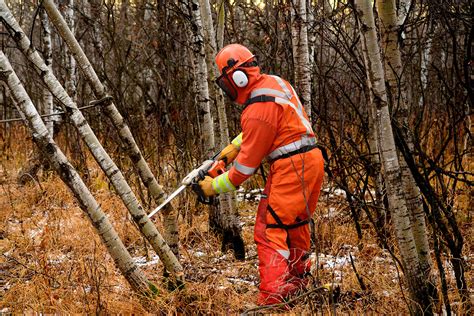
[376, 0, 434, 280]
[357, 15, 385, 216]
[62, 0, 77, 101]
[291, 0, 312, 118]
[397, 0, 411, 27]
[0, 2, 184, 282]
[0, 51, 153, 296]
[40, 8, 54, 136]
[189, 0, 215, 155]
[354, 0, 434, 313]
[41, 0, 181, 259]
[419, 23, 434, 108]
[199, 0, 245, 260]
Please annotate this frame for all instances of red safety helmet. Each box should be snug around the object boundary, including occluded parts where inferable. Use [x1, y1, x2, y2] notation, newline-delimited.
[215, 44, 259, 103]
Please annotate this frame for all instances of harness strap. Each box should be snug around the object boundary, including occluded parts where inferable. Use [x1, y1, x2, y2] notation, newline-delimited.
[266, 220, 309, 230]
[270, 143, 318, 162]
[244, 95, 275, 107]
[266, 204, 310, 248]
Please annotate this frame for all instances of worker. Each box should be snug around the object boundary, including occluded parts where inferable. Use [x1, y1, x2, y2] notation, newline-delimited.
[199, 44, 325, 306]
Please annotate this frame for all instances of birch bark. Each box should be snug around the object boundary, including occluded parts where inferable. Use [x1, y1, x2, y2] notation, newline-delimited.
[356, 14, 386, 222]
[63, 0, 76, 101]
[291, 0, 312, 118]
[354, 0, 434, 313]
[41, 0, 181, 258]
[40, 8, 53, 136]
[199, 0, 245, 260]
[376, 0, 435, 283]
[188, 0, 215, 155]
[0, 51, 153, 296]
[0, 2, 183, 282]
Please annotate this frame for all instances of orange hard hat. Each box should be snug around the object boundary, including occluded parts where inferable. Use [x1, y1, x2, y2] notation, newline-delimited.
[215, 44, 255, 75]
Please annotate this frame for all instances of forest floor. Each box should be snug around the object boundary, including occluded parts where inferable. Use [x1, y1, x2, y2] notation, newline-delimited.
[0, 135, 473, 314]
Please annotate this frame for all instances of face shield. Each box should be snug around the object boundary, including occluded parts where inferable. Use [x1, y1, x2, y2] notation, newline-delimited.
[216, 72, 238, 101]
[215, 59, 259, 101]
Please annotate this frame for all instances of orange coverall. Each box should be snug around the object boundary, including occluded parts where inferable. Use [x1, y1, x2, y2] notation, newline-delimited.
[222, 73, 325, 304]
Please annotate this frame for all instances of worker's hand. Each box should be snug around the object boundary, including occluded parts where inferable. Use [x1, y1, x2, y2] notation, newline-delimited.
[218, 143, 239, 165]
[198, 176, 216, 197]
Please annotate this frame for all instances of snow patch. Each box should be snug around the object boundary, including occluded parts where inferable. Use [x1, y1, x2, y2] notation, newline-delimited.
[322, 187, 347, 198]
[193, 251, 206, 258]
[236, 188, 263, 202]
[48, 254, 68, 265]
[133, 255, 161, 266]
[227, 277, 257, 286]
[321, 207, 338, 219]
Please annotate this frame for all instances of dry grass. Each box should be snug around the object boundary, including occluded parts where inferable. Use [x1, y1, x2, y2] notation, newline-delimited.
[0, 128, 472, 314]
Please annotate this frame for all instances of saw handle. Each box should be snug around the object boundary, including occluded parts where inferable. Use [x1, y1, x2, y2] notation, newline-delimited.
[207, 160, 226, 178]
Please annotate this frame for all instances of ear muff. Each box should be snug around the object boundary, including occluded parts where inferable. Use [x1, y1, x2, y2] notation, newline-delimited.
[232, 70, 248, 88]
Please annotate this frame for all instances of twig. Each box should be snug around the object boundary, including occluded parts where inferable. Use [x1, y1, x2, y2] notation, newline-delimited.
[0, 96, 113, 123]
[349, 252, 366, 291]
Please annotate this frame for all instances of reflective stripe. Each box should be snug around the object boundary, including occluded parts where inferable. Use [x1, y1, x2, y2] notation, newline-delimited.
[267, 136, 317, 160]
[234, 161, 256, 175]
[277, 250, 290, 259]
[250, 88, 287, 99]
[270, 75, 293, 99]
[231, 133, 243, 148]
[211, 171, 236, 194]
[275, 97, 313, 135]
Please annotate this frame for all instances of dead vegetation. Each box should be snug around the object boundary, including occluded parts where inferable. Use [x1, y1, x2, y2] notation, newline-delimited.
[1, 129, 472, 314]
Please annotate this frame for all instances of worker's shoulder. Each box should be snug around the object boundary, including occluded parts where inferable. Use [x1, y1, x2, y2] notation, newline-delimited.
[242, 98, 281, 126]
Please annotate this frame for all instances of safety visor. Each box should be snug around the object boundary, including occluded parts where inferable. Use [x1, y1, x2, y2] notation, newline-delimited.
[215, 56, 257, 101]
[216, 72, 238, 101]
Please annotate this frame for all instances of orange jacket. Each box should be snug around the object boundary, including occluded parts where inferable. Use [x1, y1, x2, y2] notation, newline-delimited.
[228, 74, 315, 186]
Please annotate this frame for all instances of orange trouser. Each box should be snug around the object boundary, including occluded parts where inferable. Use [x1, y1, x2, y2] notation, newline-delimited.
[254, 148, 324, 305]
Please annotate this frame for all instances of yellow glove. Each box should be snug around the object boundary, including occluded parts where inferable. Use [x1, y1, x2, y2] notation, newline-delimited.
[218, 143, 239, 165]
[198, 176, 216, 197]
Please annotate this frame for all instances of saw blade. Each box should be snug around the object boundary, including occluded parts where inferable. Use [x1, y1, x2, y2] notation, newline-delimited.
[148, 184, 186, 218]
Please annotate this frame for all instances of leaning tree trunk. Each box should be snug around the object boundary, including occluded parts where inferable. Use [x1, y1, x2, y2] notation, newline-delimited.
[199, 0, 245, 260]
[0, 51, 155, 297]
[376, 0, 436, 296]
[354, 0, 435, 314]
[0, 2, 184, 283]
[290, 0, 312, 118]
[41, 0, 181, 258]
